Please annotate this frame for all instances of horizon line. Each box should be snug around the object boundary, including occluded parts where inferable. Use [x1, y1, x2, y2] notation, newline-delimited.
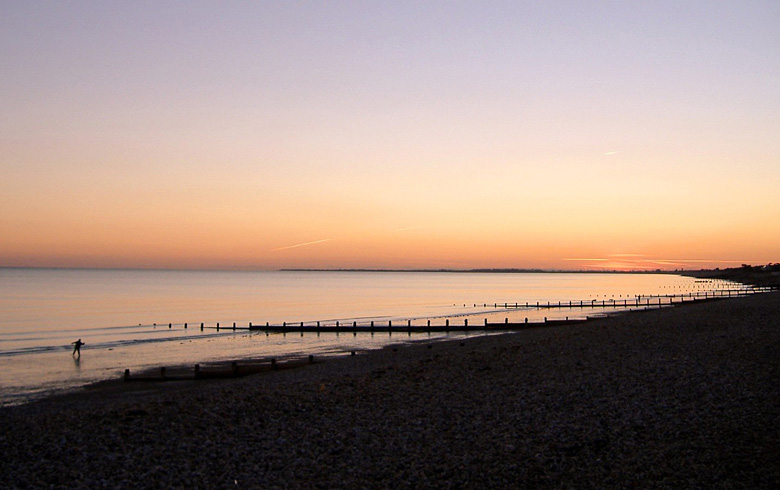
[0, 264, 759, 274]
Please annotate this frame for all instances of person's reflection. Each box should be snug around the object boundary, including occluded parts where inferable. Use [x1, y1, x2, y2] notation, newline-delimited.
[72, 355, 81, 370]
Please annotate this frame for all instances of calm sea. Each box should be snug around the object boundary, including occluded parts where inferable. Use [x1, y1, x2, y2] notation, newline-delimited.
[0, 268, 739, 406]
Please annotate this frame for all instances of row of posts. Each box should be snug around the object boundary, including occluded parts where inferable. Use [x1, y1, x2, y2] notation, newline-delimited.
[148, 288, 768, 332]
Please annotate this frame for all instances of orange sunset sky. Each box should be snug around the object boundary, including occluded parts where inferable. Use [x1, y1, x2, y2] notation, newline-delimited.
[2, 2, 779, 271]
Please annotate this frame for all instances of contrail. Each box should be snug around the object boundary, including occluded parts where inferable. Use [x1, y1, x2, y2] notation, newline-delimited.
[563, 258, 609, 261]
[271, 238, 335, 252]
[392, 226, 425, 232]
[604, 151, 620, 155]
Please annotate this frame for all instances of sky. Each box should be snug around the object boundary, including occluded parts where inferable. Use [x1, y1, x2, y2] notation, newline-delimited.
[1, 1, 779, 271]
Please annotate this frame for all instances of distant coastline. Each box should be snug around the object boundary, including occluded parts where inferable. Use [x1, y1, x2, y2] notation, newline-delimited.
[681, 263, 780, 288]
[279, 268, 675, 274]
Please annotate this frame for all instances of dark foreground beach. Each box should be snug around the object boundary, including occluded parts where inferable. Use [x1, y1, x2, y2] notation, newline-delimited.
[2, 292, 778, 488]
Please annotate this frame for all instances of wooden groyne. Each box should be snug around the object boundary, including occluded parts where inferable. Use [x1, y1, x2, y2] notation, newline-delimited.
[123, 355, 316, 382]
[124, 287, 775, 383]
[147, 287, 774, 335]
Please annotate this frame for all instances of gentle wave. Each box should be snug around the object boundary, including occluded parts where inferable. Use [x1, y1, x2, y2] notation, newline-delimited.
[0, 331, 233, 358]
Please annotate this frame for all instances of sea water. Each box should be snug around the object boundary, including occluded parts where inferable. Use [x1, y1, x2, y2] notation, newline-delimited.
[0, 268, 740, 405]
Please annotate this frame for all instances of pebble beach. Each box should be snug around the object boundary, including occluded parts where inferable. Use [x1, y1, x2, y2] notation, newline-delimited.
[1, 291, 778, 488]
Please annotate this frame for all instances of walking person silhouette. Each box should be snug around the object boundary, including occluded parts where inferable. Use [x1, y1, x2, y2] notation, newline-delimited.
[72, 339, 84, 357]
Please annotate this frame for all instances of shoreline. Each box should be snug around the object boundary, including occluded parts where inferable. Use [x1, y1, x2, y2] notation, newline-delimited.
[2, 291, 778, 487]
[4, 287, 768, 408]
[54, 288, 773, 395]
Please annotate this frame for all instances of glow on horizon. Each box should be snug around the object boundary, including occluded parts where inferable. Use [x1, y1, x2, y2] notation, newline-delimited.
[565, 257, 752, 271]
[1, 2, 779, 271]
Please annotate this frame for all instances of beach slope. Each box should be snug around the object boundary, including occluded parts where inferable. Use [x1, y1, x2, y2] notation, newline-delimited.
[1, 292, 778, 488]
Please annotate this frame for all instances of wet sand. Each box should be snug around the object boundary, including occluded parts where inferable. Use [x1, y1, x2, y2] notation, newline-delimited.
[1, 292, 778, 488]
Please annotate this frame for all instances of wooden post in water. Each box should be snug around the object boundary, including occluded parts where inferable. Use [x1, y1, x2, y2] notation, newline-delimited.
[184, 322, 187, 329]
[169, 323, 172, 329]
[200, 322, 204, 331]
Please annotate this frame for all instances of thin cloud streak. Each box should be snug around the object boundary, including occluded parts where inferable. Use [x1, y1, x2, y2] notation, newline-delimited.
[271, 238, 335, 252]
